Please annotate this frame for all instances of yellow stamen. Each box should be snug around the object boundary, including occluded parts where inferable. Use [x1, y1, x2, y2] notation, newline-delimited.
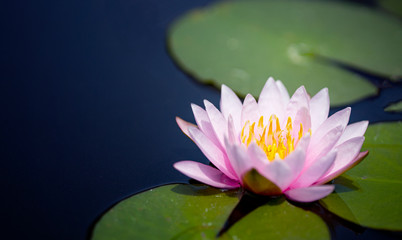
[286, 117, 292, 132]
[258, 116, 264, 128]
[268, 117, 273, 136]
[240, 114, 309, 161]
[276, 117, 281, 133]
[249, 122, 256, 146]
[298, 123, 303, 140]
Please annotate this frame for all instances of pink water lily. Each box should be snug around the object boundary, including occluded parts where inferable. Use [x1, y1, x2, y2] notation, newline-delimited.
[174, 77, 368, 202]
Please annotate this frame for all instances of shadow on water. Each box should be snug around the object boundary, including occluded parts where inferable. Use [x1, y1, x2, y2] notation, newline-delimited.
[331, 176, 360, 193]
[216, 191, 284, 237]
[315, 54, 402, 123]
[292, 200, 402, 240]
[187, 173, 402, 239]
[314, 54, 400, 89]
[212, 181, 402, 240]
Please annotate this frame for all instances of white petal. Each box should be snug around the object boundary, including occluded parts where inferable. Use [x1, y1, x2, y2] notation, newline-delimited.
[306, 125, 343, 167]
[286, 134, 310, 179]
[293, 107, 311, 137]
[291, 151, 337, 188]
[285, 86, 310, 123]
[188, 127, 236, 180]
[316, 151, 368, 185]
[285, 185, 335, 202]
[227, 115, 240, 145]
[224, 139, 251, 182]
[275, 80, 290, 106]
[309, 88, 329, 132]
[258, 77, 285, 120]
[191, 104, 221, 148]
[176, 116, 197, 138]
[261, 159, 293, 191]
[284, 147, 306, 184]
[317, 137, 365, 184]
[312, 107, 351, 142]
[204, 100, 227, 149]
[307, 108, 351, 166]
[336, 121, 368, 146]
[220, 84, 242, 132]
[174, 161, 240, 189]
[241, 94, 260, 126]
[247, 142, 269, 173]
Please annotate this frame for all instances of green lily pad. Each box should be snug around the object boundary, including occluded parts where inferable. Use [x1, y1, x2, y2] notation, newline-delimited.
[378, 0, 402, 17]
[320, 122, 402, 230]
[91, 184, 239, 239]
[91, 184, 329, 239]
[385, 101, 402, 112]
[225, 197, 330, 239]
[168, 0, 402, 105]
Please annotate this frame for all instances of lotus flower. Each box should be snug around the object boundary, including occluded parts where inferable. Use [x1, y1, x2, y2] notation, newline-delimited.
[174, 77, 368, 202]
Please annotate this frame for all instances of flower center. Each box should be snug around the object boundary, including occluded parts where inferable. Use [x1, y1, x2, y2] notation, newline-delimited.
[240, 115, 305, 161]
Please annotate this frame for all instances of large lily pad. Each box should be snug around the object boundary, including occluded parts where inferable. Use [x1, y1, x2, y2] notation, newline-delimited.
[91, 184, 329, 239]
[320, 122, 402, 230]
[378, 0, 402, 17]
[226, 197, 330, 239]
[168, 0, 402, 105]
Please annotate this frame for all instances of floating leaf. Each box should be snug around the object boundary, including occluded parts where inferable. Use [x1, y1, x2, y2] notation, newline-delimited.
[385, 101, 402, 112]
[378, 0, 402, 17]
[91, 184, 330, 239]
[320, 122, 402, 230]
[91, 184, 239, 239]
[225, 197, 330, 239]
[168, 0, 402, 105]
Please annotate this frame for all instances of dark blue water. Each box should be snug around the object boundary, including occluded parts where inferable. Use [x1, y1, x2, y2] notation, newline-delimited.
[0, 0, 400, 240]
